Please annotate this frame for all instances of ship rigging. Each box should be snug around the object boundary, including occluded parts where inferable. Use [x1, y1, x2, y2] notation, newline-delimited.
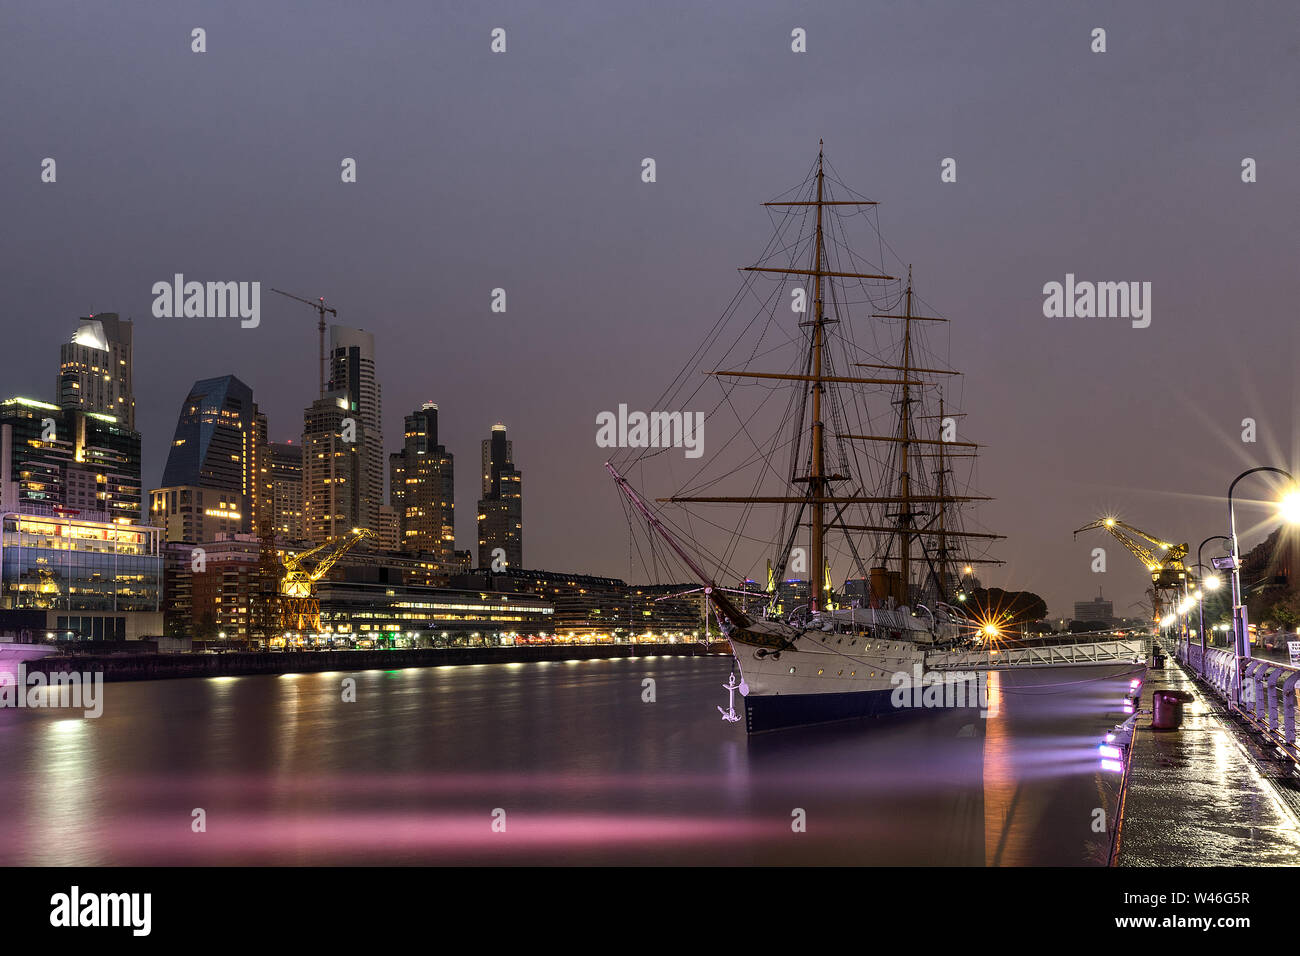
[610, 142, 1002, 615]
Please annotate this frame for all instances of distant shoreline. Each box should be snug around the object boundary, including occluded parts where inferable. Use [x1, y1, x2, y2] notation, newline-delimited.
[25, 642, 734, 683]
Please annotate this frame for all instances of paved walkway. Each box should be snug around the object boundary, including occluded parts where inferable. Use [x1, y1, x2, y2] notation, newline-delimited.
[1118, 655, 1300, 865]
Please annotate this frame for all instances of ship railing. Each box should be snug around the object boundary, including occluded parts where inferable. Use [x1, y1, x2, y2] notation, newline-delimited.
[929, 638, 1146, 671]
[1176, 641, 1300, 762]
[822, 606, 927, 633]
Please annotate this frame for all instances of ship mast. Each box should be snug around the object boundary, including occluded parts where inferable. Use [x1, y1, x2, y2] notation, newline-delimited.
[936, 394, 948, 589]
[898, 267, 916, 598]
[809, 143, 827, 613]
[656, 143, 1001, 616]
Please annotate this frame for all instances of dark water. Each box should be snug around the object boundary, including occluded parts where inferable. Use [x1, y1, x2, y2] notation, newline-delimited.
[0, 656, 1142, 865]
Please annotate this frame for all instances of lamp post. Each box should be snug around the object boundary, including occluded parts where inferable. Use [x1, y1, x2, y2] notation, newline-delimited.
[1226, 467, 1300, 709]
[1194, 535, 1230, 677]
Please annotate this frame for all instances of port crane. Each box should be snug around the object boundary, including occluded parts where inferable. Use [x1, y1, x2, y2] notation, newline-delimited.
[1074, 517, 1189, 624]
[270, 288, 337, 397]
[279, 528, 376, 634]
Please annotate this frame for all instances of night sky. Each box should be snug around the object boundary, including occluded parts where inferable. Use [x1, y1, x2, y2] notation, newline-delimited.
[3, 0, 1297, 619]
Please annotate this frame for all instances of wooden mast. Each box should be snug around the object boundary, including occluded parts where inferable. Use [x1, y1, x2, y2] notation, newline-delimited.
[898, 267, 915, 601]
[809, 142, 827, 612]
[935, 393, 950, 596]
[656, 144, 1002, 615]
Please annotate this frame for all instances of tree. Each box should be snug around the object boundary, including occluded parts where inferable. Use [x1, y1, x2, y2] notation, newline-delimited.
[961, 588, 1048, 627]
[195, 610, 219, 641]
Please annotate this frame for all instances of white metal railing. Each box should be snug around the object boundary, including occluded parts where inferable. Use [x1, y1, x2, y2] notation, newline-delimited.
[1181, 643, 1238, 701]
[1176, 640, 1300, 762]
[929, 638, 1146, 671]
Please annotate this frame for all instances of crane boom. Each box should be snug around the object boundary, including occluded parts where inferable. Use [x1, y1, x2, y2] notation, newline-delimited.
[278, 528, 376, 636]
[310, 528, 376, 581]
[280, 538, 336, 574]
[1074, 516, 1189, 623]
[270, 288, 337, 397]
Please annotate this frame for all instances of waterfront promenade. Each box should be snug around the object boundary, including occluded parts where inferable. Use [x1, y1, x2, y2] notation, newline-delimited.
[1119, 656, 1300, 865]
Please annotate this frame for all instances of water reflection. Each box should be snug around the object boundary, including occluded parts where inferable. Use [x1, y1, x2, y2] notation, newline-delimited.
[0, 658, 1138, 865]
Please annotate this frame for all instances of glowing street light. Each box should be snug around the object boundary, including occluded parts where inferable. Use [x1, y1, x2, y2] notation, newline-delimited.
[1193, 536, 1231, 678]
[1226, 468, 1300, 707]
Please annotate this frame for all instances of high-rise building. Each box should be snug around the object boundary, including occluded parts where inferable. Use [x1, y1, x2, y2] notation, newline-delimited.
[57, 313, 135, 430]
[322, 325, 383, 535]
[266, 441, 305, 542]
[477, 423, 522, 569]
[148, 485, 245, 543]
[377, 505, 401, 553]
[389, 402, 455, 561]
[158, 376, 264, 533]
[0, 397, 142, 523]
[303, 391, 364, 543]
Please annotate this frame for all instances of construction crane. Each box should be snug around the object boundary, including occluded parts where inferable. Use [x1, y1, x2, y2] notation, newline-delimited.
[279, 528, 376, 634]
[270, 288, 337, 397]
[1074, 517, 1189, 624]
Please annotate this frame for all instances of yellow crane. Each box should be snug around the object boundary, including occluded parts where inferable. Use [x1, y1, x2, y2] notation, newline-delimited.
[279, 528, 376, 634]
[1074, 517, 1189, 624]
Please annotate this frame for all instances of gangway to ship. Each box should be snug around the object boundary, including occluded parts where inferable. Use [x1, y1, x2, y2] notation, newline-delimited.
[928, 638, 1147, 671]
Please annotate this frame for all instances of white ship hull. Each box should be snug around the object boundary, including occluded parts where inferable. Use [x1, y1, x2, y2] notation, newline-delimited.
[723, 608, 975, 733]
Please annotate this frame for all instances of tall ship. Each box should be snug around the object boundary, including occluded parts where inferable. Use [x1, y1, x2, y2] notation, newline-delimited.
[609, 143, 1004, 733]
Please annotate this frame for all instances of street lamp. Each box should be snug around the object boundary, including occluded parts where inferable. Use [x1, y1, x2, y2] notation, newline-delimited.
[1226, 467, 1300, 708]
[1194, 535, 1230, 677]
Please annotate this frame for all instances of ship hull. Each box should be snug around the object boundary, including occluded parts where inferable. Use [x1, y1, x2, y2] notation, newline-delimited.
[725, 613, 979, 733]
[741, 685, 906, 733]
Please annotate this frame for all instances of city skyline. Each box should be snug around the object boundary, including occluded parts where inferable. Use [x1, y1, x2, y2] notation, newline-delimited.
[3, 0, 1299, 888]
[4, 2, 1298, 619]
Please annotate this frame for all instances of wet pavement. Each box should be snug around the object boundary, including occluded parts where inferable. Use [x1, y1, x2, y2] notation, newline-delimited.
[1118, 656, 1300, 865]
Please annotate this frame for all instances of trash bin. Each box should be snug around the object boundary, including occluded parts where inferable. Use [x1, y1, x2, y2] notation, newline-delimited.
[1151, 690, 1194, 730]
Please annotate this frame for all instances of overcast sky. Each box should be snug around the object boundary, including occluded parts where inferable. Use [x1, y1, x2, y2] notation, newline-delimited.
[3, 0, 1297, 618]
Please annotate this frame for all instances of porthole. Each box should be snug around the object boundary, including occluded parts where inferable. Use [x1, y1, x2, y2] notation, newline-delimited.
[850, 670, 856, 676]
[817, 668, 824, 675]
[788, 666, 796, 674]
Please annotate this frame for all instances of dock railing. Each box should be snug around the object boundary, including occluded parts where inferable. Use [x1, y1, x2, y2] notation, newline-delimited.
[1176, 640, 1300, 764]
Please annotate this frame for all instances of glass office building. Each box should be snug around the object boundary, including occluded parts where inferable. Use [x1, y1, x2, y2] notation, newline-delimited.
[0, 505, 163, 640]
